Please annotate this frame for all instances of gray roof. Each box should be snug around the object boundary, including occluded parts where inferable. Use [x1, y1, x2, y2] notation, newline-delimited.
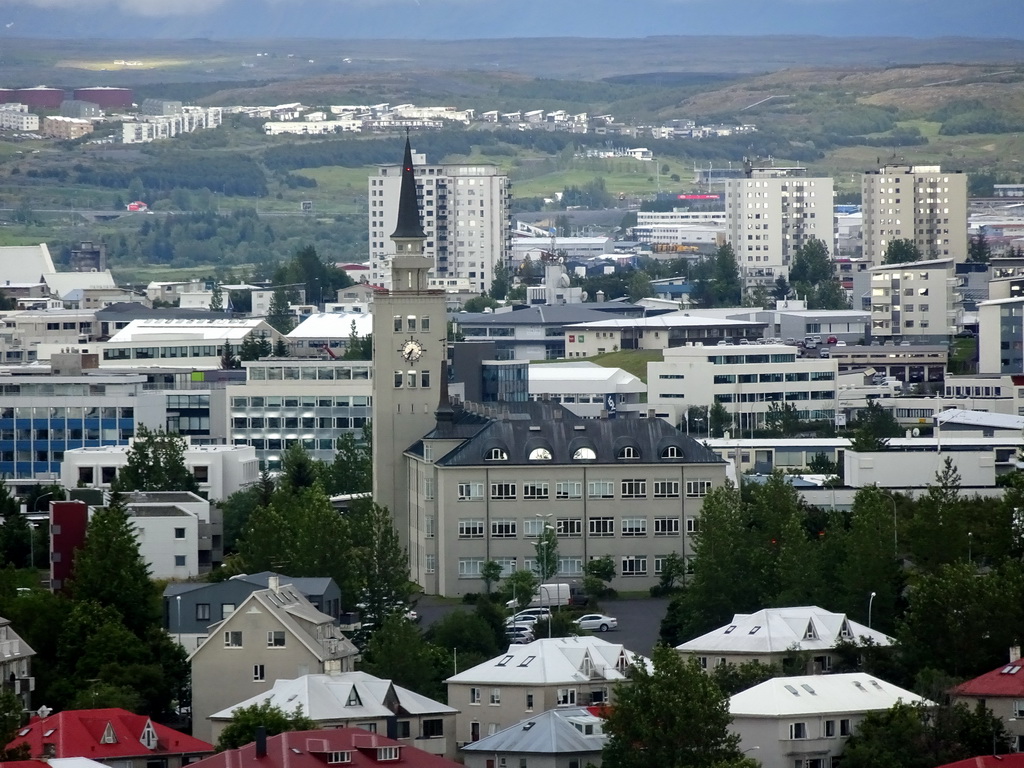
[96, 302, 224, 321]
[430, 401, 722, 467]
[461, 707, 606, 756]
[455, 305, 638, 326]
[242, 571, 336, 595]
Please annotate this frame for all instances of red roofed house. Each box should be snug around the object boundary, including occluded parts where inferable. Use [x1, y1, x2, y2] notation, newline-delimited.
[6, 708, 213, 768]
[935, 757, 1024, 768]
[950, 649, 1024, 752]
[188, 728, 461, 768]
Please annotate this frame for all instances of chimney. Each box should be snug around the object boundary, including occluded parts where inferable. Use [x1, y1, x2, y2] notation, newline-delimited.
[255, 727, 267, 758]
[1011, 646, 1022, 664]
[268, 575, 279, 593]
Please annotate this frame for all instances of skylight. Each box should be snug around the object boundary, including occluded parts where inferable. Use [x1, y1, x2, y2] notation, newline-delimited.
[497, 655, 514, 667]
[748, 625, 761, 635]
[724, 625, 736, 634]
[519, 655, 536, 667]
[784, 685, 800, 696]
[801, 684, 817, 696]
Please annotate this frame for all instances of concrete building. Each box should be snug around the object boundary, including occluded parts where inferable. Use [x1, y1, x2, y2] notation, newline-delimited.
[446, 637, 647, 746]
[862, 163, 968, 265]
[126, 490, 220, 576]
[829, 343, 948, 384]
[208, 672, 458, 758]
[95, 317, 281, 368]
[368, 150, 511, 293]
[0, 615, 36, 709]
[868, 258, 961, 340]
[563, 313, 767, 357]
[0, 108, 39, 131]
[979, 297, 1024, 374]
[60, 100, 102, 119]
[647, 344, 838, 432]
[226, 358, 373, 469]
[724, 166, 835, 289]
[40, 116, 93, 140]
[528, 361, 646, 418]
[730, 673, 927, 768]
[286, 312, 374, 356]
[189, 580, 358, 742]
[408, 400, 726, 596]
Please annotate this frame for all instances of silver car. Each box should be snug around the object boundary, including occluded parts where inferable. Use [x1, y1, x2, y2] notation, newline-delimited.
[573, 613, 618, 632]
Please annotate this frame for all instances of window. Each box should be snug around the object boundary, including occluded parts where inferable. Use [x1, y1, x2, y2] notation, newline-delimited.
[423, 477, 434, 500]
[529, 447, 552, 461]
[558, 557, 583, 575]
[221, 603, 235, 619]
[589, 517, 615, 537]
[588, 480, 614, 499]
[459, 558, 484, 577]
[425, 554, 436, 574]
[686, 518, 700, 534]
[174, 527, 186, 540]
[556, 518, 582, 537]
[396, 721, 411, 739]
[523, 518, 544, 538]
[328, 752, 351, 764]
[459, 519, 485, 538]
[654, 480, 679, 498]
[557, 688, 577, 706]
[224, 631, 242, 647]
[618, 446, 639, 459]
[491, 519, 517, 538]
[662, 445, 682, 458]
[491, 483, 516, 500]
[253, 664, 265, 681]
[267, 631, 286, 647]
[490, 688, 501, 705]
[573, 447, 597, 460]
[1015, 699, 1024, 718]
[526, 692, 534, 710]
[621, 479, 646, 499]
[621, 518, 647, 537]
[790, 722, 807, 740]
[556, 481, 582, 499]
[470, 687, 481, 705]
[196, 603, 210, 621]
[458, 483, 484, 501]
[523, 482, 549, 500]
[486, 447, 508, 461]
[840, 719, 851, 736]
[655, 517, 680, 536]
[174, 555, 186, 567]
[686, 480, 712, 497]
[377, 747, 399, 761]
[622, 555, 648, 576]
[825, 720, 836, 738]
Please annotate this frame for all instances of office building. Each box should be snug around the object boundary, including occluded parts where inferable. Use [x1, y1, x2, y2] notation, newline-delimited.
[868, 258, 961, 341]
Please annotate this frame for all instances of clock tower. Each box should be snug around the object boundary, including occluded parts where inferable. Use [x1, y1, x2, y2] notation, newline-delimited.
[372, 137, 447, 553]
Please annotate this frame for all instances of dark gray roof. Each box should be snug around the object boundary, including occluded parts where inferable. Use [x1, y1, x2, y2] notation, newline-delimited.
[97, 303, 224, 321]
[454, 305, 638, 326]
[242, 571, 335, 595]
[461, 707, 606, 755]
[432, 401, 723, 467]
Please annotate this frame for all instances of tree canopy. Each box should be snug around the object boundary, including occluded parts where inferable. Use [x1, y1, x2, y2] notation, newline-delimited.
[113, 426, 199, 493]
[216, 701, 315, 752]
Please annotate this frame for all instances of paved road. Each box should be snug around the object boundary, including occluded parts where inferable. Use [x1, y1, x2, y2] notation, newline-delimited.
[414, 595, 670, 657]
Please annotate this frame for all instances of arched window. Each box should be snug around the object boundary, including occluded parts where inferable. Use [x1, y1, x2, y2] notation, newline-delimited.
[618, 446, 639, 460]
[662, 446, 682, 459]
[486, 447, 508, 461]
[572, 447, 597, 461]
[528, 447, 552, 461]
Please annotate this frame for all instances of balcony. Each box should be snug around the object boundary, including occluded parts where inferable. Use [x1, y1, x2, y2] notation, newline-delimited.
[782, 738, 832, 757]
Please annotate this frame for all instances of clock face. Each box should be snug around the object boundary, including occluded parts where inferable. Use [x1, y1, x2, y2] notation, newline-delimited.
[401, 339, 424, 362]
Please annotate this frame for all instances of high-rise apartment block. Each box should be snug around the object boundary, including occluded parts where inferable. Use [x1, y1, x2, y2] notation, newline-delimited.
[368, 151, 511, 292]
[861, 164, 968, 265]
[725, 165, 835, 290]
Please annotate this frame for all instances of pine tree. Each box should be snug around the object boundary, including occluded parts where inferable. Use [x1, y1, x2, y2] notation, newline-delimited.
[267, 289, 295, 334]
[273, 336, 289, 357]
[220, 340, 238, 369]
[114, 426, 200, 493]
[210, 284, 224, 312]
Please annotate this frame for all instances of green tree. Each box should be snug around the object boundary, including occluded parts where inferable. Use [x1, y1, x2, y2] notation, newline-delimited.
[709, 401, 731, 438]
[273, 336, 290, 357]
[744, 284, 770, 309]
[210, 284, 224, 312]
[480, 560, 503, 595]
[280, 443, 321, 492]
[534, 523, 559, 581]
[602, 647, 752, 768]
[710, 659, 780, 696]
[489, 264, 510, 300]
[239, 335, 263, 361]
[220, 469, 275, 554]
[113, 426, 199, 493]
[968, 233, 992, 264]
[267, 288, 295, 334]
[504, 569, 539, 612]
[0, 687, 28, 760]
[653, 552, 686, 595]
[216, 701, 315, 752]
[326, 427, 372, 496]
[220, 340, 239, 369]
[348, 501, 414, 633]
[427, 610, 502, 661]
[360, 614, 448, 701]
[627, 270, 653, 302]
[883, 238, 923, 265]
[765, 401, 801, 436]
[772, 275, 791, 301]
[789, 238, 833, 285]
[463, 295, 499, 313]
[582, 555, 616, 602]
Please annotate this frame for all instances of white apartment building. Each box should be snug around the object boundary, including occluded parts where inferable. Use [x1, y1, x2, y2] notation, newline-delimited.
[226, 358, 373, 470]
[368, 151, 511, 292]
[0, 106, 39, 132]
[868, 258, 960, 340]
[861, 163, 968, 265]
[126, 502, 201, 580]
[724, 166, 835, 289]
[647, 344, 838, 432]
[636, 210, 728, 227]
[121, 107, 223, 144]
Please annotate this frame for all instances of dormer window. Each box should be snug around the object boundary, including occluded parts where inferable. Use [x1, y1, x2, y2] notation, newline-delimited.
[804, 621, 817, 640]
[139, 720, 158, 751]
[377, 747, 400, 761]
[346, 689, 362, 707]
[100, 723, 117, 744]
[572, 447, 597, 461]
[486, 448, 508, 461]
[328, 752, 351, 764]
[618, 446, 639, 460]
[528, 448, 552, 461]
[662, 446, 682, 459]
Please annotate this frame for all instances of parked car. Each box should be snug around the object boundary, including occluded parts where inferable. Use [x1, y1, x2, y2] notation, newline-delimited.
[573, 614, 618, 632]
[827, 336, 838, 345]
[505, 623, 535, 644]
[819, 347, 831, 358]
[505, 608, 552, 626]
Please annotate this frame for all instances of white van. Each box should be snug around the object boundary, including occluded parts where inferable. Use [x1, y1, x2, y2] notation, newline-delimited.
[506, 583, 571, 609]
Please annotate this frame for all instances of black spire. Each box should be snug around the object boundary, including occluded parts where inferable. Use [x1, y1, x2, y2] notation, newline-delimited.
[391, 135, 426, 240]
[435, 351, 455, 423]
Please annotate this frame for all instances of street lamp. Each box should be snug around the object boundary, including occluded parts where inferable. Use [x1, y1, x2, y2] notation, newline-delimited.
[175, 595, 182, 646]
[868, 591, 877, 629]
[536, 513, 554, 639]
[28, 523, 38, 572]
[881, 493, 898, 560]
[968, 531, 973, 563]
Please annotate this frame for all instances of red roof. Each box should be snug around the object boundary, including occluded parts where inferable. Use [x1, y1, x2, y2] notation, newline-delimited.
[935, 756, 1024, 768]
[6, 708, 213, 760]
[951, 662, 1024, 697]
[189, 728, 461, 768]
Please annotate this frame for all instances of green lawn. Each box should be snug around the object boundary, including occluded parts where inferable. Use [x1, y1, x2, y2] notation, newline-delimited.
[534, 349, 662, 383]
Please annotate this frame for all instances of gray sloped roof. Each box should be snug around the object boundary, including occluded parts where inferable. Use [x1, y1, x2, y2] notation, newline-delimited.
[455, 305, 636, 326]
[433, 401, 722, 467]
[461, 708, 606, 755]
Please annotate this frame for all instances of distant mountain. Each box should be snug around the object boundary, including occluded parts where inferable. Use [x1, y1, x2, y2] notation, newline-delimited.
[1, 0, 1023, 40]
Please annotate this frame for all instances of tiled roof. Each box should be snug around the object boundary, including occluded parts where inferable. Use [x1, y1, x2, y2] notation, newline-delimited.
[951, 661, 1024, 697]
[6, 708, 212, 759]
[188, 728, 460, 768]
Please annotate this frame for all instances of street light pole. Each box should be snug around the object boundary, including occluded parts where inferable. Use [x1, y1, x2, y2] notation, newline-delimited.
[176, 595, 182, 646]
[28, 523, 37, 571]
[882, 494, 898, 559]
[868, 591, 877, 629]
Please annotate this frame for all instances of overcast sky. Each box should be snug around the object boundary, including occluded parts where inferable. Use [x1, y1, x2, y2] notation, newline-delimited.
[1, 0, 1023, 38]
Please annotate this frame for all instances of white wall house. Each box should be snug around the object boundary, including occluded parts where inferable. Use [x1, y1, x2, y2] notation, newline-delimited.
[868, 258, 960, 340]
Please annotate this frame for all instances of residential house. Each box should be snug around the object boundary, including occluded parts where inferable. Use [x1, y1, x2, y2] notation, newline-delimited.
[950, 651, 1024, 752]
[208, 672, 457, 758]
[7, 707, 213, 768]
[189, 578, 358, 743]
[0, 616, 35, 709]
[730, 673, 928, 768]
[163, 573, 345, 651]
[446, 636, 648, 747]
[460, 706, 607, 768]
[676, 606, 893, 672]
[188, 728, 461, 768]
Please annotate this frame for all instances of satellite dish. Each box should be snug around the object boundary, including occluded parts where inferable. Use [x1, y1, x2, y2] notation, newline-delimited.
[912, 428, 920, 437]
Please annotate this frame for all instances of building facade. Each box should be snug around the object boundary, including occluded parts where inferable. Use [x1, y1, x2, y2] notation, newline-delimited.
[868, 258, 961, 340]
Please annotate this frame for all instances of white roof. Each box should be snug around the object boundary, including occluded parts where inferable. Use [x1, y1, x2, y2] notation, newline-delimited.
[935, 408, 1024, 430]
[287, 312, 373, 339]
[44, 270, 117, 297]
[209, 671, 455, 722]
[529, 362, 646, 393]
[730, 673, 928, 718]
[108, 317, 270, 343]
[677, 606, 893, 655]
[446, 636, 649, 686]
[868, 257, 953, 271]
[0, 244, 55, 284]
[566, 313, 759, 330]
